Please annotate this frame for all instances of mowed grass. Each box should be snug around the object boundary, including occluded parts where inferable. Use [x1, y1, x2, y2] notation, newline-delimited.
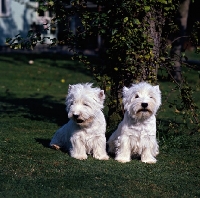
[0, 53, 200, 198]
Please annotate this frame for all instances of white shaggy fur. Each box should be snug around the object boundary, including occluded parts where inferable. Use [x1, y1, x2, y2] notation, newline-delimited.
[107, 82, 161, 163]
[50, 83, 109, 160]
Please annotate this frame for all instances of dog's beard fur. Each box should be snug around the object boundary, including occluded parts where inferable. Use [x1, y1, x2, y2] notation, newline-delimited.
[69, 108, 99, 128]
[73, 116, 94, 127]
[136, 109, 153, 120]
[128, 102, 155, 121]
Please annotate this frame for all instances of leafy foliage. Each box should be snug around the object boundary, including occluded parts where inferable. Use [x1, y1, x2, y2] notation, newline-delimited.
[8, 0, 199, 133]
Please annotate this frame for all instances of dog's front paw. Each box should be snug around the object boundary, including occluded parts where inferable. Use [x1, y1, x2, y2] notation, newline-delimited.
[115, 157, 130, 163]
[141, 157, 157, 164]
[95, 155, 109, 160]
[72, 154, 88, 160]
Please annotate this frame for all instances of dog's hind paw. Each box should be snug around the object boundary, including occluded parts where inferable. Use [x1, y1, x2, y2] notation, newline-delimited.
[50, 144, 60, 150]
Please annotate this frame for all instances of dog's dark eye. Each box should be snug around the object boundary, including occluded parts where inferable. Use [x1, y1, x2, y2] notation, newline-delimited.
[84, 103, 89, 106]
[135, 95, 139, 98]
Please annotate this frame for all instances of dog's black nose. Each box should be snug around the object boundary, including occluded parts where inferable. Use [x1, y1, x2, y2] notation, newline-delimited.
[73, 114, 79, 119]
[141, 103, 148, 108]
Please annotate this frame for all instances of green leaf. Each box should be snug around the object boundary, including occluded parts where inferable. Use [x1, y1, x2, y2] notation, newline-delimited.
[112, 29, 118, 35]
[133, 19, 140, 25]
[164, 7, 170, 11]
[158, 0, 167, 4]
[144, 6, 150, 12]
[123, 17, 128, 23]
[6, 38, 12, 43]
[160, 57, 165, 61]
[49, 1, 54, 6]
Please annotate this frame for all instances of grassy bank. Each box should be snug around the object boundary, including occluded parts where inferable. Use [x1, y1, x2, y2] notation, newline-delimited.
[0, 53, 200, 197]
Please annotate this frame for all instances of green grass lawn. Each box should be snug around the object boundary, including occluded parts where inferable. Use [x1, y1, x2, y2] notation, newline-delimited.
[0, 53, 200, 197]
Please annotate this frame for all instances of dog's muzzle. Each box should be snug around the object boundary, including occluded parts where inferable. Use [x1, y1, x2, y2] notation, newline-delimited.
[73, 114, 84, 123]
[137, 103, 152, 113]
[73, 114, 94, 125]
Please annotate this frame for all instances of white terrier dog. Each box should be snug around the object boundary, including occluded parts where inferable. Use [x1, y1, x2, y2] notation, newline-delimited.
[50, 83, 109, 160]
[107, 82, 161, 163]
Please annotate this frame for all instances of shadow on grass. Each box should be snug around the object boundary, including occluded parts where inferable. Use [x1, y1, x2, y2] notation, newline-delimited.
[0, 53, 92, 77]
[0, 93, 69, 126]
[35, 138, 51, 148]
[34, 138, 70, 154]
[34, 137, 138, 160]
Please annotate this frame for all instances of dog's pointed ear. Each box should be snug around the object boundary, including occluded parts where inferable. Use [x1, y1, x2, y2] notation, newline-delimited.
[99, 90, 105, 101]
[123, 86, 129, 96]
[154, 85, 160, 93]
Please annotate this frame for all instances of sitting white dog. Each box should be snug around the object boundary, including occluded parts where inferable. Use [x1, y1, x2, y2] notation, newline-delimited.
[50, 83, 109, 160]
[107, 82, 161, 163]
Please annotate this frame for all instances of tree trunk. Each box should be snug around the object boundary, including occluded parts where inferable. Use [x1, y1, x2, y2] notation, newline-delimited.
[143, 6, 165, 82]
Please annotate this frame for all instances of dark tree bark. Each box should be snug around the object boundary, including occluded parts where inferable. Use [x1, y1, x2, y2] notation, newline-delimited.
[145, 6, 165, 82]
